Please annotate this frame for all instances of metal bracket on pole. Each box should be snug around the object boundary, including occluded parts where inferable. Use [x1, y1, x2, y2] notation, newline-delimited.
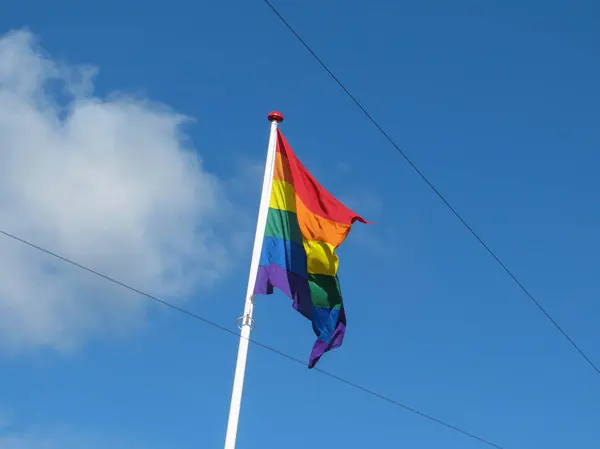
[236, 314, 255, 331]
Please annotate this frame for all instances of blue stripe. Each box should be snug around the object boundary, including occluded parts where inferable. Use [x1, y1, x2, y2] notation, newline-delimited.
[311, 306, 340, 343]
[259, 236, 308, 279]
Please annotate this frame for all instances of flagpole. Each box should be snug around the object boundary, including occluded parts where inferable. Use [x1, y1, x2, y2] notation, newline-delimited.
[223, 111, 284, 449]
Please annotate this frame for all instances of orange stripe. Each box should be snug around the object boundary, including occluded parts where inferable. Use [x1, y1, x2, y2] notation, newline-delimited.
[273, 151, 293, 184]
[270, 178, 351, 248]
[297, 194, 350, 248]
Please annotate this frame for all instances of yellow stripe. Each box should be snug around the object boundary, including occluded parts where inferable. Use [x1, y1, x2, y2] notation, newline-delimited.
[304, 240, 338, 276]
[270, 180, 296, 213]
[270, 179, 340, 276]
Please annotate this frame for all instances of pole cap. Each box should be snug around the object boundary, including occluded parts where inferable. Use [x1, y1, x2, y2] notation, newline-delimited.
[267, 111, 284, 122]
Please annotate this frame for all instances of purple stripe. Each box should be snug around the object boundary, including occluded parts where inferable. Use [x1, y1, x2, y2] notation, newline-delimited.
[254, 264, 312, 318]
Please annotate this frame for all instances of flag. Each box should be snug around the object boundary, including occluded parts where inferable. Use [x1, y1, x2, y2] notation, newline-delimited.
[253, 129, 367, 368]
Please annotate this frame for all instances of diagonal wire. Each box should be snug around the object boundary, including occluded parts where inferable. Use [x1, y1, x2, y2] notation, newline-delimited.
[0, 228, 503, 448]
[261, 0, 600, 376]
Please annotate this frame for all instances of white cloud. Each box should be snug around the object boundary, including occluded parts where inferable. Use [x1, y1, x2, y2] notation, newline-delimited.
[0, 433, 54, 449]
[0, 29, 235, 352]
[0, 411, 9, 430]
[339, 189, 384, 220]
[0, 429, 150, 449]
[0, 408, 158, 449]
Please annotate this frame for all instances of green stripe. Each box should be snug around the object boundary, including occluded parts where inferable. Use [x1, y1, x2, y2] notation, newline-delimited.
[264, 207, 303, 245]
[308, 274, 342, 309]
[265, 208, 343, 310]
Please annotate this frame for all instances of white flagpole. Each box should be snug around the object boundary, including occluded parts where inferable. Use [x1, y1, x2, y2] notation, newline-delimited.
[223, 111, 284, 449]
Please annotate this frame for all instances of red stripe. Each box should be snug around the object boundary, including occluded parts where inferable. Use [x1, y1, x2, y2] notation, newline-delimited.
[276, 130, 368, 226]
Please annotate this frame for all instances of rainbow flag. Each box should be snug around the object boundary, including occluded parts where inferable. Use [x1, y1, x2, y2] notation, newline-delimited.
[254, 130, 367, 368]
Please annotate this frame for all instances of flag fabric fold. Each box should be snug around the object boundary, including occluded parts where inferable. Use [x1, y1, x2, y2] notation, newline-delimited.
[253, 129, 367, 368]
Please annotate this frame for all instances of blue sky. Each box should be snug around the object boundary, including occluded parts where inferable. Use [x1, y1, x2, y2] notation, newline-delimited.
[0, 1, 599, 448]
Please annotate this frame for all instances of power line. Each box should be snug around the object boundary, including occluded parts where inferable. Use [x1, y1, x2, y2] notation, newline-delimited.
[0, 228, 503, 448]
[261, 0, 600, 377]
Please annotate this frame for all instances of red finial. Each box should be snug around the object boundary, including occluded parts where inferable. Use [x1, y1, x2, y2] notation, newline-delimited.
[267, 111, 284, 122]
